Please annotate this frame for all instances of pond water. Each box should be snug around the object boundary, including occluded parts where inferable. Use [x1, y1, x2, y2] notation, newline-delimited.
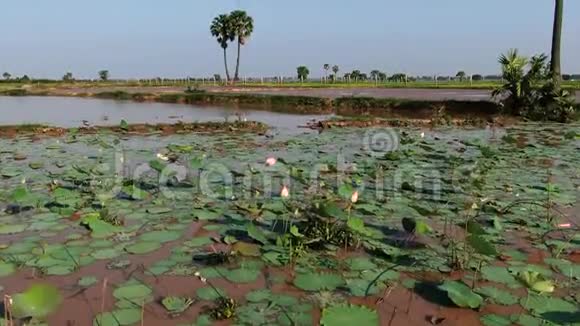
[0, 96, 330, 133]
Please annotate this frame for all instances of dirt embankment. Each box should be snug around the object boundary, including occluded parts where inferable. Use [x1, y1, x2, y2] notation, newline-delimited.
[0, 121, 268, 138]
[4, 84, 576, 126]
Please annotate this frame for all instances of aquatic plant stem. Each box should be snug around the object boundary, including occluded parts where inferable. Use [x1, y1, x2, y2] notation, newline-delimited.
[388, 307, 397, 326]
[472, 260, 483, 289]
[141, 300, 145, 326]
[518, 291, 530, 321]
[63, 245, 81, 271]
[3, 295, 13, 326]
[100, 278, 108, 319]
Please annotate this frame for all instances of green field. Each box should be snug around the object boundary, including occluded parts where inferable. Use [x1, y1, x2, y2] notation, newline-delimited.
[2, 79, 580, 90]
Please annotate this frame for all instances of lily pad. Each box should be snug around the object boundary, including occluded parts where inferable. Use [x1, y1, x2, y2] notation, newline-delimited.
[139, 230, 181, 243]
[11, 283, 63, 319]
[475, 286, 519, 305]
[480, 266, 519, 287]
[480, 314, 511, 326]
[521, 294, 578, 316]
[92, 248, 123, 260]
[93, 308, 141, 326]
[247, 223, 268, 244]
[293, 273, 345, 292]
[125, 241, 161, 254]
[544, 258, 580, 280]
[161, 297, 194, 315]
[196, 286, 226, 301]
[467, 235, 498, 256]
[78, 276, 98, 287]
[81, 214, 121, 238]
[192, 209, 221, 220]
[224, 268, 261, 283]
[0, 262, 16, 277]
[277, 311, 313, 326]
[1, 167, 22, 178]
[321, 305, 379, 326]
[0, 224, 27, 234]
[184, 237, 213, 247]
[346, 279, 384, 297]
[438, 281, 483, 309]
[245, 289, 272, 303]
[346, 257, 377, 271]
[113, 282, 152, 301]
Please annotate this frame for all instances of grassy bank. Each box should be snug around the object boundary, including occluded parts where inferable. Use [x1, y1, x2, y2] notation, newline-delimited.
[95, 90, 580, 120]
[3, 88, 579, 120]
[333, 97, 499, 118]
[2, 79, 580, 90]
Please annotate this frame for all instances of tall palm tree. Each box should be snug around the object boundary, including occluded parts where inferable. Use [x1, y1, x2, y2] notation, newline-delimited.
[323, 64, 330, 80]
[210, 14, 234, 82]
[550, 0, 564, 88]
[370, 70, 381, 80]
[332, 65, 339, 82]
[230, 10, 254, 81]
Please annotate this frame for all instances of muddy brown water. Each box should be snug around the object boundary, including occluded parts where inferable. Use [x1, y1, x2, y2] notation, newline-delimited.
[0, 96, 331, 134]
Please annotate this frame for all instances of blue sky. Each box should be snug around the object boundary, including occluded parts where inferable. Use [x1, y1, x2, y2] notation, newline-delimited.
[1, 0, 578, 79]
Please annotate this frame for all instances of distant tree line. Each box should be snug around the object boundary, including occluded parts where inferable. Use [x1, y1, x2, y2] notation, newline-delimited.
[289, 66, 580, 83]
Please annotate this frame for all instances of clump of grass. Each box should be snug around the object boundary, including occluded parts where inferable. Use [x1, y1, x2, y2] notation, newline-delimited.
[209, 297, 237, 320]
[0, 89, 28, 96]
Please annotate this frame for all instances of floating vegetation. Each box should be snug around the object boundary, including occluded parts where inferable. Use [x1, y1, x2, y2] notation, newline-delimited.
[0, 123, 579, 325]
[209, 297, 237, 320]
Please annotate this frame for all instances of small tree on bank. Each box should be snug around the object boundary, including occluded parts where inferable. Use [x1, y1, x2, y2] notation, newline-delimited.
[332, 65, 339, 81]
[297, 66, 310, 81]
[2, 72, 11, 80]
[99, 70, 110, 81]
[323, 64, 330, 80]
[456, 71, 467, 81]
[493, 49, 575, 122]
[62, 72, 74, 82]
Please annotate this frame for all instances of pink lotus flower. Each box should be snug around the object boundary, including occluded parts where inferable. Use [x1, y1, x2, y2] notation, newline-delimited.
[280, 186, 290, 198]
[265, 157, 277, 166]
[350, 190, 359, 203]
[558, 223, 571, 228]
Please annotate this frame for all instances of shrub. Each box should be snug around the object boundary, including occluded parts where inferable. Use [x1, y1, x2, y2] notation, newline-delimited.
[493, 49, 576, 122]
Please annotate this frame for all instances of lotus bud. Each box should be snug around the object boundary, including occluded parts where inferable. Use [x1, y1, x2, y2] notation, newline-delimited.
[350, 190, 359, 203]
[265, 157, 277, 166]
[280, 186, 289, 198]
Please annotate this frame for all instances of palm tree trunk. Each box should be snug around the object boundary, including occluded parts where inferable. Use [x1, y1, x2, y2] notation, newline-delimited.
[551, 0, 563, 88]
[223, 48, 231, 83]
[234, 40, 241, 81]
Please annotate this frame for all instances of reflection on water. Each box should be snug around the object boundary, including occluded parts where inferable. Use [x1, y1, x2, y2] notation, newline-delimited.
[0, 96, 330, 134]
